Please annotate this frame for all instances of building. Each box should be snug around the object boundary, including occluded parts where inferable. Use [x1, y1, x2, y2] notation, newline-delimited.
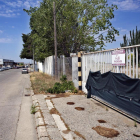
[0, 59, 15, 67]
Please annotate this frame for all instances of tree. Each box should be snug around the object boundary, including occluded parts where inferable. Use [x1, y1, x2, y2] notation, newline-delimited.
[20, 33, 33, 59]
[120, 26, 140, 63]
[23, 0, 119, 62]
[120, 26, 140, 47]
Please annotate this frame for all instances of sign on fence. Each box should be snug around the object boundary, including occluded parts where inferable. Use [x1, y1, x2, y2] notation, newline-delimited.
[112, 49, 125, 66]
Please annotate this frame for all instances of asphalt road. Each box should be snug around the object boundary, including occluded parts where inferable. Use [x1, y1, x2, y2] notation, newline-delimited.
[0, 69, 28, 140]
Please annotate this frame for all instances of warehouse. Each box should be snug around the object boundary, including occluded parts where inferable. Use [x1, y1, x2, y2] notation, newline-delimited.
[0, 59, 14, 67]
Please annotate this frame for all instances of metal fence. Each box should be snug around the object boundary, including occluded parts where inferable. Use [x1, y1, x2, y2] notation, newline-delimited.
[72, 45, 140, 93]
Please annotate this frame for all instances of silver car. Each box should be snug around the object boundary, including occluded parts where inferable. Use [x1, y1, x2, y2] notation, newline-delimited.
[22, 68, 28, 74]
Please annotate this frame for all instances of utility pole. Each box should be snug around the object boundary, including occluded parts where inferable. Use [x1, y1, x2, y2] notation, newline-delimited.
[53, 2, 58, 80]
[33, 45, 35, 72]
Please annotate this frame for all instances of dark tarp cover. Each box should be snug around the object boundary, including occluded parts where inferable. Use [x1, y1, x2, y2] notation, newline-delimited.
[86, 71, 140, 119]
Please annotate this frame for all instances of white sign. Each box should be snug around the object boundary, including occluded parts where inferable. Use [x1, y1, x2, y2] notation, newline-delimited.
[112, 49, 125, 66]
[0, 59, 3, 65]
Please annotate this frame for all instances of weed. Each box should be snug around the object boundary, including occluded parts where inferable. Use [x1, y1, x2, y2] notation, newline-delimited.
[106, 107, 108, 111]
[60, 75, 67, 82]
[134, 120, 137, 127]
[30, 104, 36, 114]
[30, 72, 56, 94]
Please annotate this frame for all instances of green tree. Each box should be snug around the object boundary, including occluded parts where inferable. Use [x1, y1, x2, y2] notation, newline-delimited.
[23, 0, 119, 62]
[120, 26, 140, 64]
[120, 26, 140, 47]
[20, 33, 33, 59]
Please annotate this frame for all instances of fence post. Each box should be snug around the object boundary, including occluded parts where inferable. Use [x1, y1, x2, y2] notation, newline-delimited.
[78, 52, 82, 91]
[136, 47, 138, 78]
[63, 55, 66, 75]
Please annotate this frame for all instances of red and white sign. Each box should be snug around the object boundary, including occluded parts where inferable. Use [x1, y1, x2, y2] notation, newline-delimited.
[112, 49, 125, 66]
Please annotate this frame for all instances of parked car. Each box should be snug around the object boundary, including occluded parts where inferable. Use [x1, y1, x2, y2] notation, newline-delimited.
[7, 66, 12, 69]
[0, 68, 4, 71]
[5, 67, 10, 70]
[2, 67, 6, 70]
[22, 68, 28, 74]
[13, 67, 19, 69]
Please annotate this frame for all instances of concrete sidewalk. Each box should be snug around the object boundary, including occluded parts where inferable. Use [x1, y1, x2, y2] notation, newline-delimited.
[31, 93, 140, 140]
[15, 75, 37, 140]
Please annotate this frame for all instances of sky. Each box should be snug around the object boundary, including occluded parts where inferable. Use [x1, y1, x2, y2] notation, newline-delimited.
[0, 0, 140, 63]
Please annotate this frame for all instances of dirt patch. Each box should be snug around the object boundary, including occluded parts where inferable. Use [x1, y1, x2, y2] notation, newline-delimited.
[49, 108, 60, 115]
[30, 72, 57, 94]
[56, 93, 72, 98]
[45, 93, 75, 99]
[95, 102, 104, 108]
[74, 131, 86, 140]
[67, 102, 75, 105]
[112, 124, 117, 128]
[75, 107, 85, 111]
[92, 126, 119, 138]
[98, 120, 106, 123]
[62, 130, 70, 134]
[24, 94, 30, 96]
[77, 90, 85, 95]
[30, 72, 85, 97]
[133, 134, 140, 137]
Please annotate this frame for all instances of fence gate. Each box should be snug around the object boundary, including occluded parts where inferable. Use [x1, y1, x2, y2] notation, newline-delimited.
[72, 45, 140, 93]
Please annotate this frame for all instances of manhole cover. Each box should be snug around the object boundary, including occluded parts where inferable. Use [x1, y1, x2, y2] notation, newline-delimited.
[133, 134, 140, 137]
[98, 120, 106, 123]
[75, 107, 85, 111]
[67, 102, 75, 105]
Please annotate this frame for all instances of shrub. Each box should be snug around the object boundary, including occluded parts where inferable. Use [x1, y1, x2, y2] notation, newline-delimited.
[47, 88, 54, 93]
[73, 88, 78, 93]
[47, 75, 76, 94]
[60, 75, 67, 82]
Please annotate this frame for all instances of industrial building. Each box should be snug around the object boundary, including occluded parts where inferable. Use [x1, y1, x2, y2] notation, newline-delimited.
[0, 59, 16, 67]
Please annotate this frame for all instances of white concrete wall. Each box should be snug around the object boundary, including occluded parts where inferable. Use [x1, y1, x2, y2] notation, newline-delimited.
[72, 56, 78, 89]
[44, 56, 54, 76]
[37, 62, 44, 73]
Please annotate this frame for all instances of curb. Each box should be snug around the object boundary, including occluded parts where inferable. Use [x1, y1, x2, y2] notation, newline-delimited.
[30, 86, 73, 140]
[30, 90, 63, 140]
[30, 86, 49, 140]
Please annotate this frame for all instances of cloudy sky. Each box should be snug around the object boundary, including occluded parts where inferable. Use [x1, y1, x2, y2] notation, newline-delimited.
[0, 0, 140, 63]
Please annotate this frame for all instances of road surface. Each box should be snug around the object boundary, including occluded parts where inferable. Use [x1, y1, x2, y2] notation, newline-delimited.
[0, 69, 37, 140]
